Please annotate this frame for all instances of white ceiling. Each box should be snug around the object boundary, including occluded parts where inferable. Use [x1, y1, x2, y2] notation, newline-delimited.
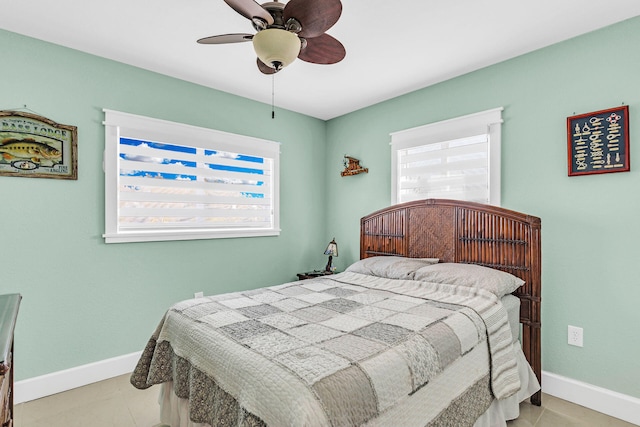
[2, 1, 639, 120]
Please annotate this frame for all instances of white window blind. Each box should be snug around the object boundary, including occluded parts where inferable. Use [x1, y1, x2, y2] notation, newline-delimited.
[391, 108, 502, 206]
[103, 110, 280, 243]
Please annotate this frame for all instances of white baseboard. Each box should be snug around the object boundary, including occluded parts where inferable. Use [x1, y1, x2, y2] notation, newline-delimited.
[542, 371, 640, 426]
[14, 351, 142, 404]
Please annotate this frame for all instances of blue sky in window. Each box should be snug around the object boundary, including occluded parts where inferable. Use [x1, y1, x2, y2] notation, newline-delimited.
[119, 138, 267, 191]
[204, 149, 263, 164]
[120, 138, 264, 175]
[120, 138, 195, 154]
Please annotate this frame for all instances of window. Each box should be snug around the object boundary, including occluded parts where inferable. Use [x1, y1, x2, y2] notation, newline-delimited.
[103, 110, 280, 243]
[390, 108, 502, 206]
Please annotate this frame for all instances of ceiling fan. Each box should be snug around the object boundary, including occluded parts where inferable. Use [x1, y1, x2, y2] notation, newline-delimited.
[197, 0, 345, 74]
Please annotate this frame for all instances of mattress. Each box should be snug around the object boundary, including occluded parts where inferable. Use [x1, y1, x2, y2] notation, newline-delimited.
[501, 294, 520, 343]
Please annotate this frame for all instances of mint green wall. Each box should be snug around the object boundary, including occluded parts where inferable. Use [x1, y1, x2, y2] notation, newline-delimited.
[0, 30, 329, 380]
[325, 17, 640, 399]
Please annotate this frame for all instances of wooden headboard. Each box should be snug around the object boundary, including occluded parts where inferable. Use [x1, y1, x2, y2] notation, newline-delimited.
[360, 198, 541, 406]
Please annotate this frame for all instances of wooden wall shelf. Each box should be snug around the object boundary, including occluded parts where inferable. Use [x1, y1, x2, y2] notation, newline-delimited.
[341, 155, 368, 177]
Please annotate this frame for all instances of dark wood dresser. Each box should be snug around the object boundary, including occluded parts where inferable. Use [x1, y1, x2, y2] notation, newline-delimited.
[0, 294, 21, 427]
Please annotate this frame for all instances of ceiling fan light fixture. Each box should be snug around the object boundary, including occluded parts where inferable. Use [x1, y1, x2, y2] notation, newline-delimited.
[253, 28, 301, 70]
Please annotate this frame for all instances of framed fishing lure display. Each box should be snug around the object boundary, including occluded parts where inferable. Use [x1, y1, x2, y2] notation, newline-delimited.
[567, 106, 629, 177]
[0, 110, 77, 180]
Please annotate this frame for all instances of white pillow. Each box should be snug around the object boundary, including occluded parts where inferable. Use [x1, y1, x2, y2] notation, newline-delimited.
[345, 256, 439, 280]
[413, 263, 524, 297]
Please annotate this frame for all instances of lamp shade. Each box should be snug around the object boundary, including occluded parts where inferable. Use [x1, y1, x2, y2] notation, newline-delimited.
[252, 29, 301, 70]
[324, 238, 338, 257]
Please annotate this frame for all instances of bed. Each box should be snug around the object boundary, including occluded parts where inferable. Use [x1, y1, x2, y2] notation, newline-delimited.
[131, 199, 542, 426]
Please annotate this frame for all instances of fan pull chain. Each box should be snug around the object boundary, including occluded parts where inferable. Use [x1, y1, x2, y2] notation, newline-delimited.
[271, 74, 275, 119]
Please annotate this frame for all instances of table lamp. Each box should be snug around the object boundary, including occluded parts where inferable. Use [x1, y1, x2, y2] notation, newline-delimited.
[324, 238, 338, 272]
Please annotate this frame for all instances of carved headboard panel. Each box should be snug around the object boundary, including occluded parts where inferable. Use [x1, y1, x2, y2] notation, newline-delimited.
[360, 199, 542, 405]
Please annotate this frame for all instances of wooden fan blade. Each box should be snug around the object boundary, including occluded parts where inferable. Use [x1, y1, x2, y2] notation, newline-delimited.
[284, 0, 342, 38]
[224, 0, 274, 25]
[257, 58, 278, 74]
[197, 34, 253, 44]
[298, 34, 345, 64]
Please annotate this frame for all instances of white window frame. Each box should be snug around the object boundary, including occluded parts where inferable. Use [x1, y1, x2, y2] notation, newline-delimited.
[390, 107, 503, 206]
[103, 109, 280, 243]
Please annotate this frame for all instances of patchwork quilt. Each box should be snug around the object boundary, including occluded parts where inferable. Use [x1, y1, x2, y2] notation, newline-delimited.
[131, 272, 520, 426]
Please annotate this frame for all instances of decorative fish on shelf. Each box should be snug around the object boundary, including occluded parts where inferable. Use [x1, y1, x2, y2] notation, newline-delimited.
[341, 155, 368, 177]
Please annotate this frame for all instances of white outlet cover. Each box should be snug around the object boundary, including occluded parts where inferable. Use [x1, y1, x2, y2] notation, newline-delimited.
[568, 325, 583, 347]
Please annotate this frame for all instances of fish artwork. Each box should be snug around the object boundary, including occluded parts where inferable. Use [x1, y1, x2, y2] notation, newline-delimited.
[0, 138, 62, 166]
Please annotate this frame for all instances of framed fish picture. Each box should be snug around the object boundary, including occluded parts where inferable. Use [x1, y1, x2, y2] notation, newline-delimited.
[0, 110, 77, 180]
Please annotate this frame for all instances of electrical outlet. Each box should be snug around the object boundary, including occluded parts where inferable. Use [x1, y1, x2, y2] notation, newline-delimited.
[568, 325, 583, 347]
[194, 291, 204, 298]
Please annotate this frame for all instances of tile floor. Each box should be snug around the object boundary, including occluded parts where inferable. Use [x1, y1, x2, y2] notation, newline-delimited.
[13, 374, 637, 427]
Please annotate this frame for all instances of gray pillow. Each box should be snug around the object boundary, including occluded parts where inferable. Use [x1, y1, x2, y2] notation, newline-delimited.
[345, 256, 439, 280]
[413, 263, 524, 297]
